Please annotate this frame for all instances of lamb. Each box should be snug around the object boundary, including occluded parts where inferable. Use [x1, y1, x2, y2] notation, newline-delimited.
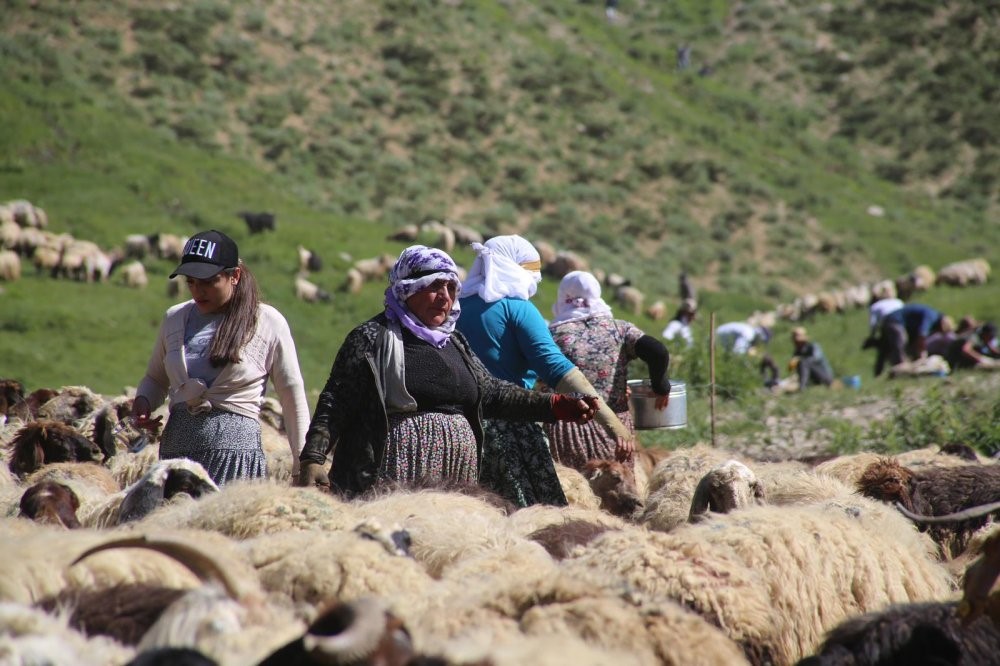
[8, 420, 103, 478]
[858, 458, 1000, 556]
[294, 274, 331, 303]
[615, 285, 644, 316]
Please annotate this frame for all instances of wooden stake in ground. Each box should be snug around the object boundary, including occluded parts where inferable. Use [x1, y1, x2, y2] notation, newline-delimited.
[709, 311, 716, 447]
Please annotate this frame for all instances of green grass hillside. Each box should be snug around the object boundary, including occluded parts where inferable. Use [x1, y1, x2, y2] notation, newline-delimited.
[1, 0, 998, 405]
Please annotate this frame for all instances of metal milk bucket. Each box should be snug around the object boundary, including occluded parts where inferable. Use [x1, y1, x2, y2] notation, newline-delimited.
[628, 379, 687, 430]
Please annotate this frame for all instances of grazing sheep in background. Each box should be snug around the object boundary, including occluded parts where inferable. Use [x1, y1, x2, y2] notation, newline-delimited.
[795, 601, 1000, 666]
[387, 223, 420, 242]
[8, 420, 103, 478]
[582, 459, 643, 518]
[858, 458, 1000, 556]
[294, 274, 331, 303]
[295, 244, 322, 273]
[419, 220, 456, 252]
[615, 285, 645, 316]
[532, 239, 557, 266]
[119, 261, 148, 289]
[340, 266, 364, 294]
[152, 233, 187, 262]
[124, 234, 151, 259]
[546, 250, 588, 279]
[936, 258, 991, 287]
[19, 480, 82, 528]
[0, 249, 21, 281]
[236, 211, 276, 234]
[687, 459, 765, 523]
[645, 299, 667, 321]
[448, 223, 483, 245]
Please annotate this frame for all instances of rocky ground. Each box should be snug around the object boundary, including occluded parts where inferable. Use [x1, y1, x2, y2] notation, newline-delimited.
[712, 371, 1000, 463]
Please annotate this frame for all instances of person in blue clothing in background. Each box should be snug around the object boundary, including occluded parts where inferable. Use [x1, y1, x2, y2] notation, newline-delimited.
[456, 235, 632, 508]
[871, 302, 945, 377]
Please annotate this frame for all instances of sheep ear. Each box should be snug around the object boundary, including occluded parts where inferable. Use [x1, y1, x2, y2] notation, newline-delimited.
[688, 477, 712, 521]
[117, 483, 167, 525]
[13, 436, 44, 476]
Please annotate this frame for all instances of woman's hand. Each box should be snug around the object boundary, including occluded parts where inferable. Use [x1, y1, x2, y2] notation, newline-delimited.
[654, 394, 670, 410]
[615, 436, 635, 462]
[551, 394, 598, 423]
[130, 396, 163, 435]
[298, 462, 331, 492]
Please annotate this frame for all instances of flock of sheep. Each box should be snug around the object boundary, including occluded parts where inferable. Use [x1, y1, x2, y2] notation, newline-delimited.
[3, 379, 1000, 665]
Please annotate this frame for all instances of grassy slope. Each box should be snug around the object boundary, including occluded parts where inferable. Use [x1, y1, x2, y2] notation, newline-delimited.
[1, 0, 998, 423]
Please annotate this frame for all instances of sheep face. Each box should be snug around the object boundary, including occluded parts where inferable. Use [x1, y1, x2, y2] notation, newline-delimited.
[163, 468, 219, 502]
[9, 420, 103, 477]
[857, 459, 916, 512]
[689, 460, 765, 522]
[19, 480, 81, 528]
[583, 459, 643, 518]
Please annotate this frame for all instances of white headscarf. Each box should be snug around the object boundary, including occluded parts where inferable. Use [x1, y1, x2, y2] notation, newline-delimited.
[460, 235, 542, 303]
[550, 271, 614, 327]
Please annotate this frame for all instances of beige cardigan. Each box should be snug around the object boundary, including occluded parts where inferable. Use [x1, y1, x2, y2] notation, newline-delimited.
[137, 300, 310, 474]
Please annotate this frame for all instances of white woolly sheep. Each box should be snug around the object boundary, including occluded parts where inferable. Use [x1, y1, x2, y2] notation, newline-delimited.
[555, 463, 602, 511]
[0, 249, 21, 281]
[119, 260, 148, 289]
[130, 480, 359, 538]
[294, 274, 330, 303]
[615, 285, 645, 315]
[640, 443, 733, 532]
[0, 601, 135, 665]
[564, 499, 954, 665]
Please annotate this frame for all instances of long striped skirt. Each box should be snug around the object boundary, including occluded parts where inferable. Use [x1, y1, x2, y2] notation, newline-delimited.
[160, 407, 266, 486]
[479, 419, 567, 508]
[380, 411, 479, 484]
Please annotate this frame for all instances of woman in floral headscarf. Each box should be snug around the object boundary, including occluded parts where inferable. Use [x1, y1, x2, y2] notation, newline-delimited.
[298, 245, 598, 497]
[457, 236, 633, 507]
[546, 271, 671, 472]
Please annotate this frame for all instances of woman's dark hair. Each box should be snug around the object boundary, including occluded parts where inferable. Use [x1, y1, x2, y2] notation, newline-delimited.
[210, 261, 260, 367]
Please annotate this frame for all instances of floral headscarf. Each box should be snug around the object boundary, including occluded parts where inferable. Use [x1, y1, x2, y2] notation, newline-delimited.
[384, 245, 462, 348]
[460, 235, 542, 303]
[550, 271, 614, 327]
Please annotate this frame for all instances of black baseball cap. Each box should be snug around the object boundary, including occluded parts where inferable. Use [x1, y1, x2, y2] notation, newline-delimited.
[169, 230, 240, 279]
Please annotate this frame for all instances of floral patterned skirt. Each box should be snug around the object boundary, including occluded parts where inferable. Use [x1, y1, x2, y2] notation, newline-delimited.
[544, 410, 636, 472]
[480, 419, 567, 508]
[380, 411, 478, 484]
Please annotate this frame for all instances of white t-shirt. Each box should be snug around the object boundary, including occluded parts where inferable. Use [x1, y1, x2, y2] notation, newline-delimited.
[869, 298, 904, 331]
[662, 319, 693, 348]
[715, 321, 757, 355]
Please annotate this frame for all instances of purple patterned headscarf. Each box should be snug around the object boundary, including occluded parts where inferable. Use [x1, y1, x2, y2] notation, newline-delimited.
[384, 245, 462, 348]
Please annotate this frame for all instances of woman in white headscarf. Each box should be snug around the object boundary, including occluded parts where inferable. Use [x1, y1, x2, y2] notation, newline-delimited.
[457, 236, 632, 507]
[546, 271, 671, 472]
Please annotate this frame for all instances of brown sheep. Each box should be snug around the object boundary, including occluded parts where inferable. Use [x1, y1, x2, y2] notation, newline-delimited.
[19, 480, 82, 528]
[582, 459, 642, 518]
[8, 420, 103, 478]
[858, 458, 1000, 557]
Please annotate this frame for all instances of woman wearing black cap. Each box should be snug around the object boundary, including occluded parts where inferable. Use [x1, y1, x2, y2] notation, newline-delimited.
[130, 229, 311, 486]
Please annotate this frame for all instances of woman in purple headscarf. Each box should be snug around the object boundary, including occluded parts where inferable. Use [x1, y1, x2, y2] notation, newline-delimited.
[297, 245, 598, 497]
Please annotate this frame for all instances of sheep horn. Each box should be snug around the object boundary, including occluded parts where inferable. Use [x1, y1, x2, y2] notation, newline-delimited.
[894, 500, 1000, 524]
[301, 597, 395, 664]
[70, 535, 242, 600]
